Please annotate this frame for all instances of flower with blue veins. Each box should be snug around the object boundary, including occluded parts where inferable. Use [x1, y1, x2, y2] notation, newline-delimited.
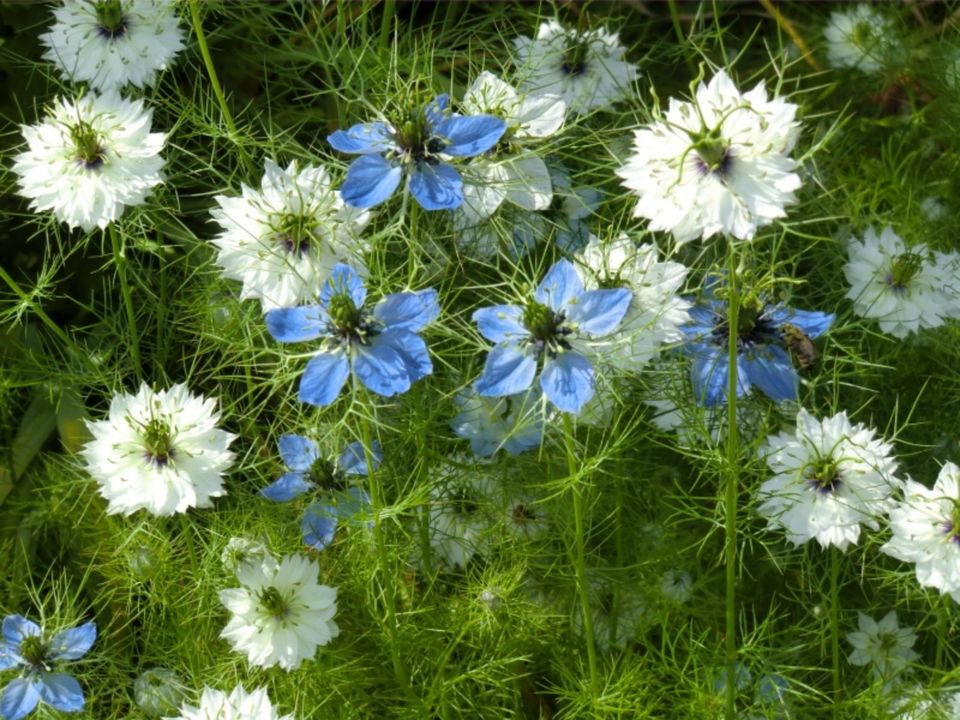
[472, 259, 631, 414]
[328, 94, 507, 210]
[0, 615, 96, 720]
[680, 281, 833, 406]
[261, 434, 383, 550]
[266, 263, 439, 407]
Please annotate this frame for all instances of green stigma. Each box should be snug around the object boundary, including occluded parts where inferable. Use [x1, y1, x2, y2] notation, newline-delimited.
[142, 417, 174, 466]
[70, 120, 105, 169]
[258, 587, 290, 619]
[94, 0, 127, 37]
[888, 253, 924, 291]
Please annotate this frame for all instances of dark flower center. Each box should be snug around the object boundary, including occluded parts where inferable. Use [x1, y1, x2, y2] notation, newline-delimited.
[393, 109, 448, 166]
[273, 214, 316, 256]
[512, 502, 537, 525]
[142, 417, 175, 467]
[805, 456, 841, 494]
[711, 303, 780, 353]
[308, 456, 345, 492]
[94, 0, 128, 39]
[19, 635, 52, 672]
[449, 489, 479, 516]
[70, 120, 106, 170]
[258, 586, 291, 619]
[560, 40, 589, 76]
[691, 127, 733, 179]
[886, 253, 923, 294]
[523, 300, 572, 358]
[326, 290, 378, 346]
[942, 501, 960, 545]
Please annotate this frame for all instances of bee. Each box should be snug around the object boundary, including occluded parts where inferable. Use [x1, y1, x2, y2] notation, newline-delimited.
[780, 323, 816, 369]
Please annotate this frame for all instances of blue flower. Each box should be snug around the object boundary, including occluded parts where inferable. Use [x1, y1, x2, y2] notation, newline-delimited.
[328, 94, 507, 210]
[0, 615, 96, 720]
[266, 263, 439, 407]
[472, 259, 631, 414]
[680, 281, 834, 406]
[450, 388, 546, 457]
[260, 434, 383, 550]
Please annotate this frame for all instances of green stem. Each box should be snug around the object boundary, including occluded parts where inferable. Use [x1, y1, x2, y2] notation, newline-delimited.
[668, 0, 695, 76]
[564, 413, 600, 700]
[830, 549, 841, 717]
[379, 0, 395, 50]
[108, 225, 142, 381]
[407, 199, 421, 286]
[609, 462, 625, 648]
[724, 242, 740, 720]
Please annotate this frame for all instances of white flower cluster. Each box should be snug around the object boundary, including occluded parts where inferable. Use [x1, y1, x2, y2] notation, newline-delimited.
[164, 684, 292, 720]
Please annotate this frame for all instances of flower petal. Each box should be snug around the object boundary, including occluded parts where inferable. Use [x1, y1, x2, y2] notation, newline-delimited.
[0, 678, 40, 720]
[340, 154, 403, 208]
[2, 616, 39, 647]
[38, 674, 84, 713]
[535, 259, 584, 312]
[49, 622, 96, 661]
[277, 434, 321, 472]
[337, 487, 372, 528]
[301, 503, 338, 551]
[742, 346, 798, 402]
[299, 351, 350, 407]
[473, 305, 527, 343]
[474, 343, 537, 397]
[540, 352, 594, 414]
[327, 122, 396, 154]
[781, 308, 834, 339]
[409, 163, 463, 211]
[374, 289, 440, 332]
[567, 288, 632, 337]
[690, 350, 749, 407]
[261, 472, 314, 503]
[502, 155, 553, 211]
[353, 335, 410, 396]
[516, 93, 565, 138]
[338, 441, 383, 476]
[265, 305, 330, 343]
[435, 115, 507, 156]
[320, 263, 367, 310]
[424, 94, 450, 128]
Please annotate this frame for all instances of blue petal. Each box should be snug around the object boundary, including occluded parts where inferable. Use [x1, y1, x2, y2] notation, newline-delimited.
[682, 304, 721, 338]
[327, 122, 396, 154]
[49, 622, 95, 661]
[742, 346, 798, 402]
[299, 351, 350, 407]
[278, 434, 320, 472]
[0, 679, 39, 720]
[0, 647, 21, 672]
[38, 674, 83, 713]
[535, 260, 584, 312]
[690, 350, 749, 407]
[424, 94, 450, 128]
[340, 154, 403, 208]
[767, 306, 834, 339]
[301, 503, 338, 551]
[2, 616, 40, 647]
[265, 305, 330, 343]
[474, 344, 537, 397]
[339, 441, 383, 476]
[434, 115, 507, 156]
[261, 472, 314, 502]
[320, 263, 367, 311]
[382, 329, 433, 384]
[567, 288, 632, 337]
[540, 352, 594, 414]
[409, 163, 463, 211]
[473, 305, 527, 343]
[337, 487, 372, 528]
[353, 334, 409, 397]
[374, 290, 440, 332]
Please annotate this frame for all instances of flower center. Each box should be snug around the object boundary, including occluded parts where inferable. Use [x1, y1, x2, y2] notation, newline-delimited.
[712, 301, 779, 352]
[272, 213, 319, 256]
[142, 417, 175, 467]
[806, 456, 841, 494]
[691, 127, 733, 178]
[394, 107, 448, 166]
[887, 253, 923, 294]
[523, 300, 572, 357]
[19, 635, 52, 672]
[70, 120, 106, 170]
[94, 0, 128, 39]
[512, 502, 537, 525]
[449, 488, 480, 516]
[942, 501, 960, 545]
[851, 20, 874, 50]
[560, 40, 590, 76]
[258, 586, 292, 619]
[308, 456, 345, 492]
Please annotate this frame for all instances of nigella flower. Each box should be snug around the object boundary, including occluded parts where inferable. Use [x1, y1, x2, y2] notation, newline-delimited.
[0, 615, 96, 720]
[472, 259, 631, 414]
[823, 4, 898, 73]
[680, 280, 833, 406]
[327, 94, 506, 210]
[450, 387, 547, 457]
[260, 434, 381, 550]
[40, 0, 185, 91]
[847, 611, 918, 680]
[266, 263, 439, 407]
[616, 69, 801, 245]
[12, 92, 165, 231]
[166, 685, 292, 720]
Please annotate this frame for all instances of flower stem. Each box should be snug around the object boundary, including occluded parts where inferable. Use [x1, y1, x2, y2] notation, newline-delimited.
[830, 549, 841, 717]
[108, 224, 142, 382]
[724, 241, 740, 720]
[564, 412, 600, 701]
[379, 0, 395, 50]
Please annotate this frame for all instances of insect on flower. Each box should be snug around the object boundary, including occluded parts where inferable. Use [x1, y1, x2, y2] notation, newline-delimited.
[780, 322, 817, 369]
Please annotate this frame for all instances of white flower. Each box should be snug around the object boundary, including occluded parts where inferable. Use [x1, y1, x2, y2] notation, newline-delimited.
[458, 71, 564, 223]
[12, 92, 165, 231]
[756, 408, 902, 551]
[882, 462, 960, 601]
[823, 5, 896, 73]
[450, 387, 548, 457]
[843, 226, 957, 338]
[219, 552, 339, 671]
[513, 19, 637, 115]
[660, 570, 693, 603]
[616, 69, 801, 245]
[576, 233, 691, 371]
[135, 667, 185, 717]
[920, 197, 946, 222]
[426, 460, 496, 569]
[220, 537, 272, 578]
[847, 610, 919, 679]
[501, 493, 548, 542]
[164, 685, 292, 720]
[81, 383, 235, 516]
[211, 159, 371, 312]
[41, 0, 184, 91]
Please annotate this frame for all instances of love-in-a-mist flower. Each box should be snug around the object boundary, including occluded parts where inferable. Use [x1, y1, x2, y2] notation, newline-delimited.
[576, 233, 691, 372]
[219, 552, 339, 670]
[0, 615, 96, 720]
[450, 387, 547, 457]
[260, 434, 380, 550]
[165, 685, 292, 720]
[81, 383, 236, 516]
[616, 69, 801, 245]
[328, 94, 506, 210]
[757, 408, 902, 551]
[512, 19, 638, 115]
[844, 226, 958, 338]
[473, 259, 631, 414]
[882, 462, 960, 602]
[824, 5, 897, 73]
[425, 459, 496, 570]
[266, 263, 439, 406]
[457, 71, 565, 223]
[12, 92, 165, 231]
[210, 160, 371, 312]
[847, 611, 918, 680]
[680, 280, 833, 406]
[40, 0, 184, 91]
